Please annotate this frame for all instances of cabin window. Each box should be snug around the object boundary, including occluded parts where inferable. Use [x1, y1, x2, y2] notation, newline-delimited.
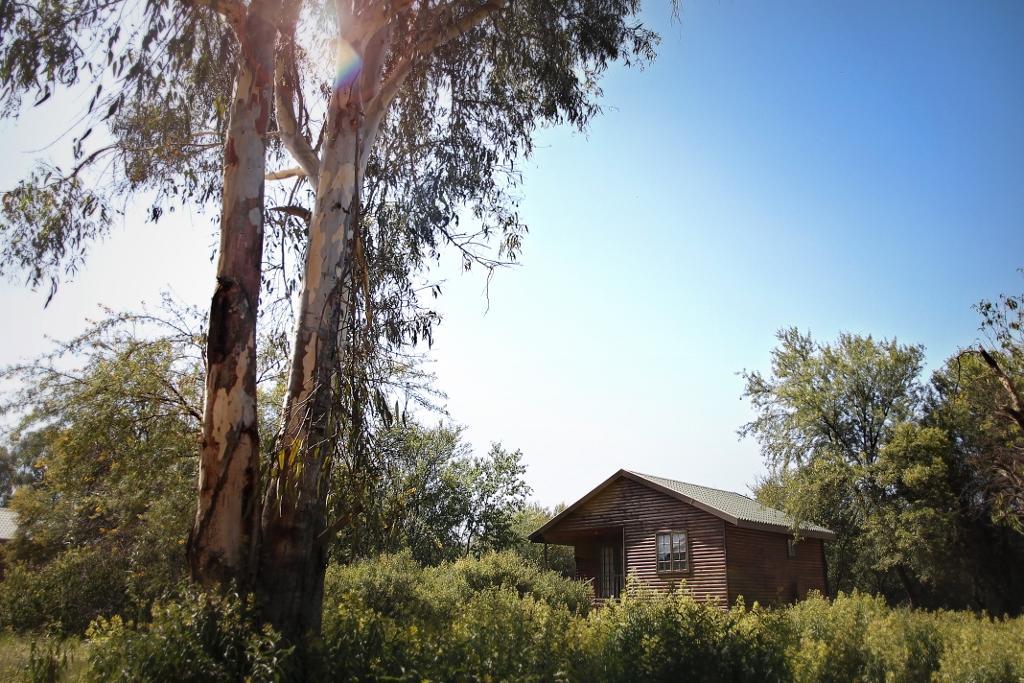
[656, 531, 687, 572]
[787, 538, 798, 559]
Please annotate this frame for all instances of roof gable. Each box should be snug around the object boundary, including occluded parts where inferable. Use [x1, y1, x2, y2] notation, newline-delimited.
[530, 470, 835, 541]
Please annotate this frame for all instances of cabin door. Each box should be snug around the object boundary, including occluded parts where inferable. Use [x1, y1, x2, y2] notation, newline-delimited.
[598, 542, 622, 599]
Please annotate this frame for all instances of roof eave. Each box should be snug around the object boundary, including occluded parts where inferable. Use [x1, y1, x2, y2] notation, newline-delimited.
[733, 518, 837, 541]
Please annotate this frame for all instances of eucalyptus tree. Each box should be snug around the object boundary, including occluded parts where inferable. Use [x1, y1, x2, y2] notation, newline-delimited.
[2, 0, 664, 636]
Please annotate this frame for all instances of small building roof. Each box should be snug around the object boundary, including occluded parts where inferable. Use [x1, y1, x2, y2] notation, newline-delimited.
[530, 469, 836, 542]
[627, 472, 835, 538]
[0, 507, 18, 541]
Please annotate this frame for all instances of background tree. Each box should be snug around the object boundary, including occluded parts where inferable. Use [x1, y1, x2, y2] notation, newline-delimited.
[744, 327, 1024, 613]
[331, 423, 530, 565]
[959, 289, 1024, 526]
[0, 305, 206, 632]
[510, 502, 576, 576]
[0, 304, 543, 632]
[0, 444, 40, 507]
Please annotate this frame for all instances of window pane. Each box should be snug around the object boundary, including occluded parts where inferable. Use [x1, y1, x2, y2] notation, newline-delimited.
[672, 532, 687, 570]
[657, 533, 670, 571]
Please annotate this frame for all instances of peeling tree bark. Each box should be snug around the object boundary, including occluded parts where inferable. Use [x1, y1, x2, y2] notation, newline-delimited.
[259, 98, 365, 638]
[188, 0, 279, 589]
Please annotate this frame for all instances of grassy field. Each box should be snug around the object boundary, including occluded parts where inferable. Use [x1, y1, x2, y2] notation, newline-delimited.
[0, 631, 85, 682]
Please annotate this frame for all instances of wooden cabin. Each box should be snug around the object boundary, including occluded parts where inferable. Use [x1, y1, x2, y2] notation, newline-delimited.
[530, 470, 835, 606]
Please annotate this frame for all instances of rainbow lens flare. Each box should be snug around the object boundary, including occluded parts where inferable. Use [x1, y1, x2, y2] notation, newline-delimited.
[334, 39, 363, 91]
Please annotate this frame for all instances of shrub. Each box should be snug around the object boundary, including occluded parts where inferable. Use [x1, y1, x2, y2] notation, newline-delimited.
[39, 553, 1024, 682]
[785, 591, 891, 682]
[573, 587, 791, 683]
[84, 589, 292, 682]
[441, 550, 591, 615]
[933, 611, 1024, 682]
[0, 547, 130, 635]
[443, 588, 576, 682]
[786, 591, 1024, 683]
[320, 551, 587, 682]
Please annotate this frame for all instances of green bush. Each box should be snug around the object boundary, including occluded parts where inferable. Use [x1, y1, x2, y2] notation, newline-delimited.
[323, 549, 591, 620]
[64, 554, 1024, 683]
[320, 551, 585, 681]
[933, 611, 1024, 682]
[573, 588, 791, 683]
[444, 588, 575, 682]
[786, 591, 1024, 683]
[444, 550, 592, 615]
[0, 547, 130, 635]
[84, 589, 292, 682]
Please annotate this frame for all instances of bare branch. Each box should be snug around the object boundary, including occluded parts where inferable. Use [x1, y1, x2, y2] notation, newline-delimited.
[275, 0, 320, 186]
[369, 0, 507, 117]
[266, 166, 307, 180]
[978, 347, 1024, 432]
[270, 205, 312, 222]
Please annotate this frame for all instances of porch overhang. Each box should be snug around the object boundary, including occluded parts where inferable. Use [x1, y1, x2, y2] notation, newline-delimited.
[529, 524, 622, 545]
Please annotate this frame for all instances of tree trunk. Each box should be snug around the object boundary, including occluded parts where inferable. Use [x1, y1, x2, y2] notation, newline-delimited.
[188, 6, 277, 589]
[258, 94, 364, 638]
[255, 2, 502, 637]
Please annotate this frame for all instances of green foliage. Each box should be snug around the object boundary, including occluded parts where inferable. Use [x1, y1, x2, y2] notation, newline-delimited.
[25, 637, 70, 683]
[510, 502, 577, 576]
[84, 590, 293, 683]
[0, 546, 131, 635]
[69, 554, 1024, 683]
[741, 328, 926, 471]
[0, 307, 204, 633]
[319, 550, 589, 681]
[573, 588, 792, 683]
[786, 591, 1024, 683]
[744, 328, 1024, 613]
[332, 424, 532, 565]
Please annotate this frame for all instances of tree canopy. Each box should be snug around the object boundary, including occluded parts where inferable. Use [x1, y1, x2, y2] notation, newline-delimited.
[743, 312, 1024, 614]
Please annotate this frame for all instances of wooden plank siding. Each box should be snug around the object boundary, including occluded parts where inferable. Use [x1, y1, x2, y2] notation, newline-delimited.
[725, 525, 827, 606]
[554, 478, 729, 604]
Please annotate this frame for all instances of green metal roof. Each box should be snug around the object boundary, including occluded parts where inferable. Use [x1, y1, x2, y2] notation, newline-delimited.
[627, 471, 835, 539]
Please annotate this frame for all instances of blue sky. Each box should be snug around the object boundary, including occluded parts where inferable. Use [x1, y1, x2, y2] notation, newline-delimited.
[2, 1, 1023, 507]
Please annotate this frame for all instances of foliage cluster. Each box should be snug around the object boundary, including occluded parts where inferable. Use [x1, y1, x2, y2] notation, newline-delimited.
[66, 556, 1024, 683]
[0, 307, 557, 637]
[85, 590, 293, 683]
[0, 310, 204, 635]
[330, 425, 533, 566]
[743, 294, 1024, 613]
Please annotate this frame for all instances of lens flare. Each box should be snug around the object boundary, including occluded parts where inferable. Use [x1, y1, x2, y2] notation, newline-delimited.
[334, 39, 363, 91]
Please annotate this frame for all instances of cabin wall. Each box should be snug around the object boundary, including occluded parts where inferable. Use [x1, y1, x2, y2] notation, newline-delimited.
[557, 478, 729, 603]
[725, 526, 827, 606]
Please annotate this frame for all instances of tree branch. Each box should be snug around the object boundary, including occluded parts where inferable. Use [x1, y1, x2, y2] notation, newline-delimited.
[275, 0, 320, 186]
[182, 0, 245, 33]
[266, 166, 307, 180]
[270, 205, 312, 222]
[369, 0, 507, 117]
[978, 347, 1024, 432]
[344, 0, 413, 47]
